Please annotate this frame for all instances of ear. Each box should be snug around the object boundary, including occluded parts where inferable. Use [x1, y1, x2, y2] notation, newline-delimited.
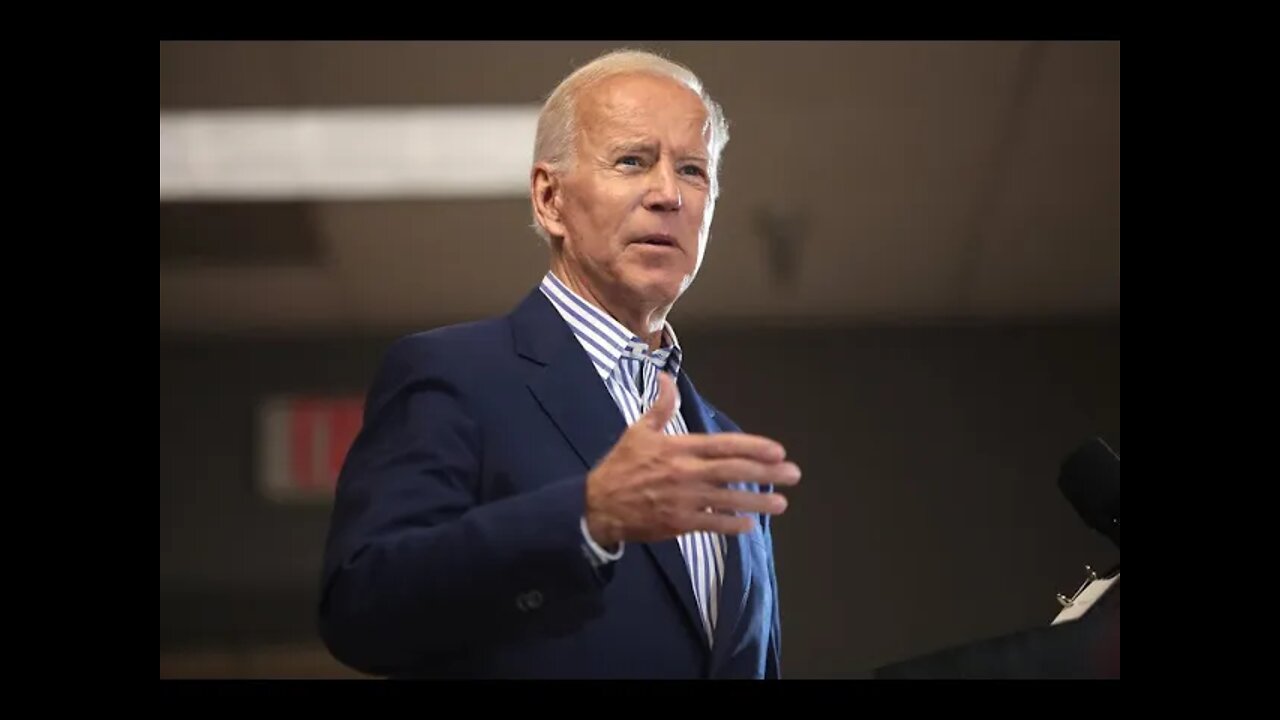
[531, 163, 567, 241]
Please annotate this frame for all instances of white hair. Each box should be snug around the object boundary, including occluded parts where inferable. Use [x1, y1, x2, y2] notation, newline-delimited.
[530, 48, 730, 245]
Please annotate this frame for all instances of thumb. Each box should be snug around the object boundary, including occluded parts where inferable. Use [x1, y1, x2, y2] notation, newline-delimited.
[642, 372, 679, 431]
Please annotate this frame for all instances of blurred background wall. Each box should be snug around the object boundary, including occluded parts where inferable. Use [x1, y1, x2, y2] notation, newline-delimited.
[159, 40, 1120, 678]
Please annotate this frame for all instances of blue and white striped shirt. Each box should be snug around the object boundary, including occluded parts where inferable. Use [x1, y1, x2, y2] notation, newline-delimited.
[539, 270, 727, 642]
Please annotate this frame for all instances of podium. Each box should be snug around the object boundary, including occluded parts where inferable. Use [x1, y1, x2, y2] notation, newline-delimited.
[873, 574, 1120, 679]
[874, 436, 1120, 679]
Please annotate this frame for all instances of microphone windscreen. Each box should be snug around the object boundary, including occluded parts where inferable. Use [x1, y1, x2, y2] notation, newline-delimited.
[1058, 436, 1120, 547]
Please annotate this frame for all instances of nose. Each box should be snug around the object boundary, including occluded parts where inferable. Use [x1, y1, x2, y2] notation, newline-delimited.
[643, 161, 682, 212]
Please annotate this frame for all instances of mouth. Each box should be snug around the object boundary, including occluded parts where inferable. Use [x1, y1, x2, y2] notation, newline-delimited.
[631, 234, 680, 249]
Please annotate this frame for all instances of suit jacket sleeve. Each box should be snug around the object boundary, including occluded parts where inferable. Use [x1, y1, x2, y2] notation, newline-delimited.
[317, 334, 609, 676]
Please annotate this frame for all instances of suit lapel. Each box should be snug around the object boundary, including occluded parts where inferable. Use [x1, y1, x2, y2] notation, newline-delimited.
[677, 372, 754, 672]
[636, 370, 726, 650]
[674, 372, 753, 666]
[511, 289, 708, 645]
[511, 287, 624, 472]
[642, 530, 708, 649]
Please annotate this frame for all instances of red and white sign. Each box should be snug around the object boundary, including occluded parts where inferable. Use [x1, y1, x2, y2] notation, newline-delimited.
[257, 396, 365, 502]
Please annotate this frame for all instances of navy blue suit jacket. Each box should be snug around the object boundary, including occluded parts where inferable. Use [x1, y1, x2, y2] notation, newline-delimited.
[318, 287, 783, 679]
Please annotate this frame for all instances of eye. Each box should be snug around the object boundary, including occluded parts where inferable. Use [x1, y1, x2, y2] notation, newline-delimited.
[617, 156, 642, 167]
[681, 165, 708, 178]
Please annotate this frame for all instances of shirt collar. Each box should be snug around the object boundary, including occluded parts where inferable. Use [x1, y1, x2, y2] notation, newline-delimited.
[538, 271, 683, 381]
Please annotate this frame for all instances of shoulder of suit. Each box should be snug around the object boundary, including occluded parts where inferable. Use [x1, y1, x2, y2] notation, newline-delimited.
[378, 317, 512, 379]
[394, 316, 508, 352]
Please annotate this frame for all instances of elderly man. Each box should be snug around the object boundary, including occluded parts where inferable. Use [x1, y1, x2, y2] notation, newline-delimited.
[318, 49, 801, 679]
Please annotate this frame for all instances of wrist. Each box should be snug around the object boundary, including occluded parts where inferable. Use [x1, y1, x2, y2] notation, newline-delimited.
[585, 472, 622, 549]
[584, 511, 621, 551]
[580, 516, 624, 569]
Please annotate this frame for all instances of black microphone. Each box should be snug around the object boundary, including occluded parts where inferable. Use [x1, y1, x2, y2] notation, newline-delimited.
[1058, 436, 1120, 549]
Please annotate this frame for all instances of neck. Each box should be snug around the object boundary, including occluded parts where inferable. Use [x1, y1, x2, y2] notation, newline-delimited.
[550, 260, 668, 350]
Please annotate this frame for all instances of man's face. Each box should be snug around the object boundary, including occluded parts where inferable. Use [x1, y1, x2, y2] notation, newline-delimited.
[542, 73, 716, 315]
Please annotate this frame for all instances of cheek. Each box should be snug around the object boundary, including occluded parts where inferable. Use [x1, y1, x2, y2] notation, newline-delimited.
[566, 197, 610, 250]
[581, 188, 626, 226]
[690, 200, 713, 237]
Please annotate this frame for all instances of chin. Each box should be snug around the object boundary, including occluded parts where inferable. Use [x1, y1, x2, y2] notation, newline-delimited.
[629, 273, 686, 307]
[611, 254, 691, 305]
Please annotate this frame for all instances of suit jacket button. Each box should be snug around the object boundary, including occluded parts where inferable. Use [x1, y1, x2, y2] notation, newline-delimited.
[516, 590, 543, 611]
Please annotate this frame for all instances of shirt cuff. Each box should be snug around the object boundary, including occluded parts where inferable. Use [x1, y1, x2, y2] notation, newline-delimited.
[580, 515, 624, 568]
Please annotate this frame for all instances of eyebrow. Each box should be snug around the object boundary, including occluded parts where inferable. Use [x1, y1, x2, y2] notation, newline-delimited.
[608, 141, 656, 156]
[607, 141, 708, 164]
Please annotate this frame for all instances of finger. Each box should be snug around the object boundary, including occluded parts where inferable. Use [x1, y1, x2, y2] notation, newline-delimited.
[700, 487, 789, 516]
[769, 461, 802, 487]
[679, 511, 756, 536]
[689, 458, 803, 487]
[673, 433, 787, 463]
[640, 371, 679, 432]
